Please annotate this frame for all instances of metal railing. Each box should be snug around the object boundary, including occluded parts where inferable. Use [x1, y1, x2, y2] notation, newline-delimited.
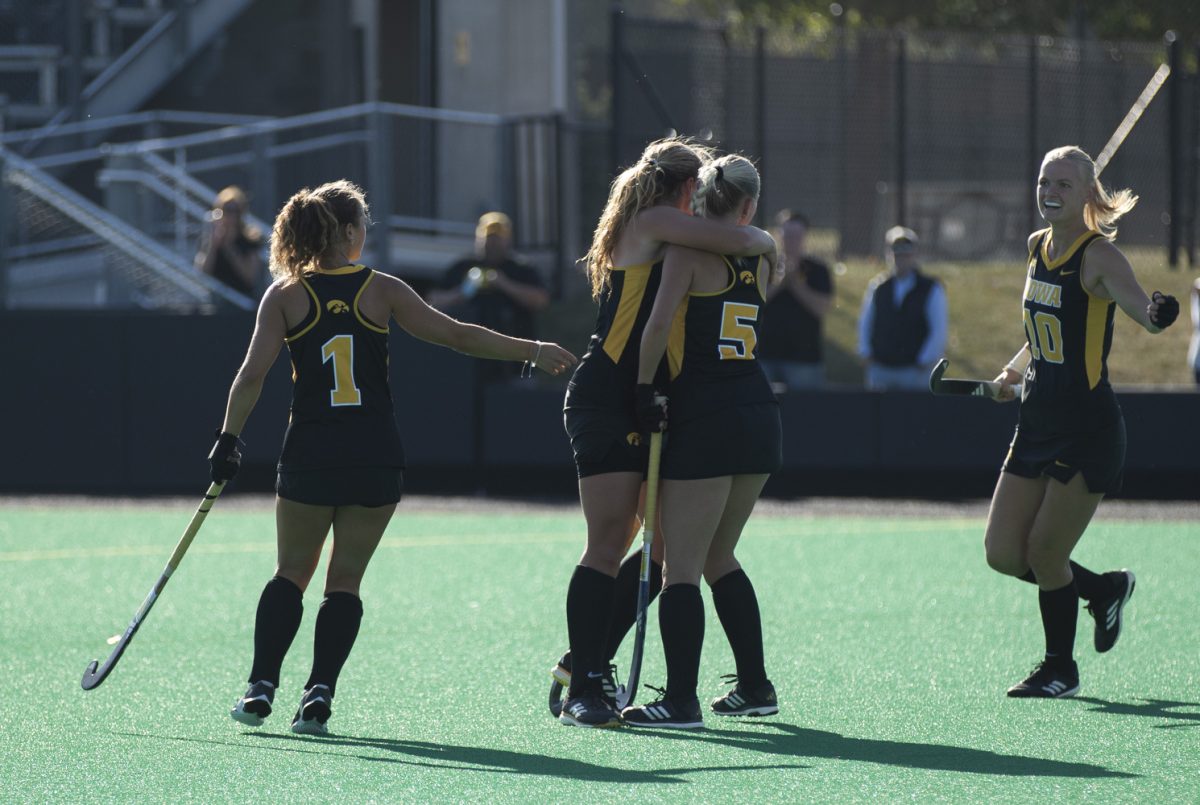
[0, 145, 254, 310]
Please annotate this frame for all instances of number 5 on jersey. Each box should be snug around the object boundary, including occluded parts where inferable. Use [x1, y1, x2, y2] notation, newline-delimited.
[718, 302, 760, 360]
[321, 334, 363, 406]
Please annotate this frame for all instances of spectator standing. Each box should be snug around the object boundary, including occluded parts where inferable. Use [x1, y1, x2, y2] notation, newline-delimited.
[195, 186, 265, 299]
[758, 210, 833, 390]
[857, 226, 947, 390]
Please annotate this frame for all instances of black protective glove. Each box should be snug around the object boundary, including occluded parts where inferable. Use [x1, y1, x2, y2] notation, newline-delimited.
[208, 430, 243, 483]
[1150, 291, 1179, 329]
[635, 384, 667, 436]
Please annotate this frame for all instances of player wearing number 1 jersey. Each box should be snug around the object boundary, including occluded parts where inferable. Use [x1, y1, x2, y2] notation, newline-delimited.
[623, 155, 780, 729]
[983, 147, 1180, 700]
[209, 180, 576, 735]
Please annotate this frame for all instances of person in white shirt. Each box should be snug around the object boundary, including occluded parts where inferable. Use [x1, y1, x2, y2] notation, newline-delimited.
[856, 226, 948, 390]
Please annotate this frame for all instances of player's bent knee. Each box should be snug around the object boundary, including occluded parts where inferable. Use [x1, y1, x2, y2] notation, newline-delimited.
[984, 546, 1027, 577]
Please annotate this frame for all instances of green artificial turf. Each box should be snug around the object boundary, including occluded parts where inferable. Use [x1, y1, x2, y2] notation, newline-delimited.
[2, 500, 1198, 803]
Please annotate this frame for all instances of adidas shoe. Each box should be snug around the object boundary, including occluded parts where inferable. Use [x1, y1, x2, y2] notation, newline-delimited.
[1006, 659, 1080, 699]
[559, 693, 622, 728]
[622, 694, 704, 729]
[710, 676, 779, 717]
[230, 680, 275, 727]
[1087, 569, 1135, 653]
[291, 684, 332, 735]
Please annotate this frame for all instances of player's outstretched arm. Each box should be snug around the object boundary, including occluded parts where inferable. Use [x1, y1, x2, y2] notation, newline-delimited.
[1085, 239, 1177, 333]
[382, 273, 576, 375]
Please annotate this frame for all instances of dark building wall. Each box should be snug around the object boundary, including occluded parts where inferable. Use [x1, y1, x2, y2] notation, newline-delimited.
[5, 311, 1198, 500]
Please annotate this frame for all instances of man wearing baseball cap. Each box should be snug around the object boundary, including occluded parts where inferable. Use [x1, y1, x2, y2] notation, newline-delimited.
[856, 225, 948, 390]
[429, 211, 550, 380]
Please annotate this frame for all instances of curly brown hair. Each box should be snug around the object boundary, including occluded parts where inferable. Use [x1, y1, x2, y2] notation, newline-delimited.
[269, 179, 370, 284]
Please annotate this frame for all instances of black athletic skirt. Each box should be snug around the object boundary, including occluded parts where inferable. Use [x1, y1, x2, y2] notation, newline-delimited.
[1002, 416, 1126, 495]
[661, 403, 782, 481]
[564, 407, 648, 479]
[276, 467, 404, 507]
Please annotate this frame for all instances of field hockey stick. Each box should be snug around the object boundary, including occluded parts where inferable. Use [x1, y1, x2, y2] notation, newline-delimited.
[1095, 63, 1170, 177]
[616, 428, 663, 711]
[928, 359, 1021, 400]
[81, 481, 225, 690]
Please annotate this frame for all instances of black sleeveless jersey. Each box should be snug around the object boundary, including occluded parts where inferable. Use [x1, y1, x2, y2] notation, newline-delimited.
[564, 261, 668, 411]
[1019, 229, 1120, 433]
[277, 265, 405, 471]
[665, 254, 777, 425]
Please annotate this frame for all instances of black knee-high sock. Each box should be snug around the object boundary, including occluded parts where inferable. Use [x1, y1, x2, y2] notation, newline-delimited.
[566, 565, 616, 696]
[248, 576, 303, 687]
[1017, 563, 1106, 601]
[601, 554, 664, 663]
[1069, 561, 1107, 601]
[305, 592, 363, 697]
[659, 583, 704, 704]
[1038, 582, 1078, 664]
[711, 569, 766, 690]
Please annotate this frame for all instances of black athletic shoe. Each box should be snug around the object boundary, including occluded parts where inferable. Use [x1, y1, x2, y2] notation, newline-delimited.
[559, 693, 622, 728]
[622, 692, 704, 729]
[230, 680, 275, 727]
[1087, 569, 1135, 653]
[1006, 660, 1080, 699]
[291, 684, 332, 735]
[710, 676, 779, 717]
[551, 653, 621, 710]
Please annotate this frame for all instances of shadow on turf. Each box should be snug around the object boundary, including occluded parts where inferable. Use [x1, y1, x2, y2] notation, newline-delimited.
[618, 722, 1138, 779]
[245, 732, 809, 782]
[1074, 697, 1200, 729]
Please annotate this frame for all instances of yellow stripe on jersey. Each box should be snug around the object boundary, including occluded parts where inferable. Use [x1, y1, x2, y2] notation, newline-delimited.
[353, 271, 389, 334]
[1083, 287, 1112, 389]
[286, 279, 323, 342]
[689, 258, 737, 298]
[1040, 230, 1095, 270]
[755, 255, 768, 302]
[666, 297, 690, 380]
[602, 262, 654, 364]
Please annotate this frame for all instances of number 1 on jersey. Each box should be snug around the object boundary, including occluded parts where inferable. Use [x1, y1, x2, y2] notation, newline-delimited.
[321, 334, 363, 406]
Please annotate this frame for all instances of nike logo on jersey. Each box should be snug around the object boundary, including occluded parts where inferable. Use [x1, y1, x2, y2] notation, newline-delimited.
[1060, 269, 1077, 276]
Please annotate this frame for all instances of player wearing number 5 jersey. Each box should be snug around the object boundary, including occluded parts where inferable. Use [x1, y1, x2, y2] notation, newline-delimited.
[622, 155, 780, 729]
[984, 147, 1180, 700]
[209, 180, 576, 735]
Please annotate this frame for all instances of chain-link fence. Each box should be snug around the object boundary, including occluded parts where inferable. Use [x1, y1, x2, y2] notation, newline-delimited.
[613, 13, 1197, 264]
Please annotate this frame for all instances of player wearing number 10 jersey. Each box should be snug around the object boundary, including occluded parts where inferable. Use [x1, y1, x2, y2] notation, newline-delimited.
[983, 147, 1180, 701]
[209, 180, 576, 736]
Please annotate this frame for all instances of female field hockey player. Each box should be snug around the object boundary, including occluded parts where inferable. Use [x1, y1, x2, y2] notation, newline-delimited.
[210, 180, 575, 734]
[621, 154, 780, 729]
[556, 138, 777, 728]
[984, 146, 1179, 698]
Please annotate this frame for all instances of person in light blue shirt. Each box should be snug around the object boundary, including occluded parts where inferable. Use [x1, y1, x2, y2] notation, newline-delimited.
[856, 226, 948, 390]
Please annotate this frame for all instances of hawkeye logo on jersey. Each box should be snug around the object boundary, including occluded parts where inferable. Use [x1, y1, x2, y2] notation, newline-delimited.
[1024, 278, 1063, 309]
[326, 299, 350, 314]
[739, 270, 756, 285]
[626, 432, 642, 446]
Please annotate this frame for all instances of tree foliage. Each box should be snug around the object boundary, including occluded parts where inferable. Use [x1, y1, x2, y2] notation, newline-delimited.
[646, 0, 1197, 45]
